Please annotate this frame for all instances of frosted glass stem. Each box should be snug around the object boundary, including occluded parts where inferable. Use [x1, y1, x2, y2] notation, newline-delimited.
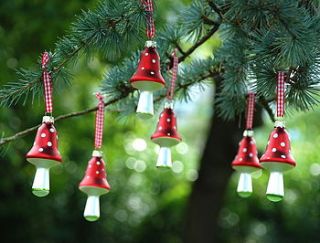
[84, 195, 100, 222]
[156, 147, 172, 168]
[237, 173, 252, 198]
[266, 171, 284, 202]
[32, 167, 50, 197]
[136, 91, 154, 119]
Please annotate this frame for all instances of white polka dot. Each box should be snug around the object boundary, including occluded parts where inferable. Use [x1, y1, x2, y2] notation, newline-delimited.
[50, 128, 55, 133]
[96, 171, 100, 174]
[280, 142, 286, 147]
[239, 158, 243, 161]
[102, 169, 104, 171]
[145, 53, 149, 56]
[159, 126, 162, 131]
[34, 142, 36, 146]
[86, 176, 90, 179]
[242, 148, 247, 152]
[167, 133, 171, 136]
[89, 165, 92, 168]
[41, 133, 46, 138]
[152, 59, 156, 63]
[272, 148, 277, 152]
[281, 155, 286, 159]
[47, 142, 52, 147]
[141, 67, 145, 70]
[167, 118, 171, 122]
[96, 162, 101, 165]
[249, 153, 253, 157]
[273, 133, 278, 138]
[173, 126, 176, 129]
[160, 114, 163, 117]
[250, 141, 255, 144]
[38, 148, 44, 152]
[150, 71, 155, 75]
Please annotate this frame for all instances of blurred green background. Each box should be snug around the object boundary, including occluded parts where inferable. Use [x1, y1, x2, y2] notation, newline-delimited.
[0, 1, 320, 243]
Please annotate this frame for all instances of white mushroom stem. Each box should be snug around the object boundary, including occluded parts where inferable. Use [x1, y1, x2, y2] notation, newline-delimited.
[237, 173, 252, 197]
[136, 91, 154, 119]
[84, 195, 100, 222]
[32, 167, 50, 197]
[266, 171, 284, 202]
[156, 147, 172, 168]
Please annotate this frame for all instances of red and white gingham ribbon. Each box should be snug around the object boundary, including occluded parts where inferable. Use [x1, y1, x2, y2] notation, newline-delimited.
[167, 49, 178, 100]
[41, 52, 53, 114]
[245, 92, 255, 130]
[142, 0, 155, 39]
[94, 93, 105, 149]
[276, 71, 286, 117]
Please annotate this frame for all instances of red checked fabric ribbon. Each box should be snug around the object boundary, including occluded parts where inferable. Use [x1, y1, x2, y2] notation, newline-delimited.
[276, 71, 285, 117]
[142, 0, 155, 39]
[245, 92, 255, 130]
[41, 52, 53, 114]
[94, 93, 105, 149]
[167, 49, 178, 100]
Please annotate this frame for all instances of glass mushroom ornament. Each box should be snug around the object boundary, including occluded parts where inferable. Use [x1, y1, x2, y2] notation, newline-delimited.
[79, 93, 111, 221]
[231, 93, 262, 198]
[26, 52, 62, 197]
[129, 0, 165, 119]
[260, 71, 296, 202]
[151, 50, 181, 168]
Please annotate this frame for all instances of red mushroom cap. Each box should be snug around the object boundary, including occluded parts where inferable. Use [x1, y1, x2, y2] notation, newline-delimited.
[79, 152, 111, 196]
[151, 107, 182, 147]
[130, 41, 165, 92]
[26, 117, 62, 168]
[232, 133, 262, 172]
[260, 126, 296, 171]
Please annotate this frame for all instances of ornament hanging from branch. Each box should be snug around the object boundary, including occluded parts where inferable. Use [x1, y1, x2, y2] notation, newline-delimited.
[260, 71, 296, 202]
[151, 50, 182, 168]
[130, 0, 165, 119]
[232, 92, 262, 198]
[79, 93, 111, 222]
[26, 52, 62, 197]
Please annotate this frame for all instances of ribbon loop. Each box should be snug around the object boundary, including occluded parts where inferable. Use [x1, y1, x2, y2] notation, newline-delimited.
[41, 52, 53, 114]
[142, 0, 155, 39]
[245, 92, 255, 130]
[167, 49, 178, 100]
[94, 93, 105, 149]
[276, 71, 286, 118]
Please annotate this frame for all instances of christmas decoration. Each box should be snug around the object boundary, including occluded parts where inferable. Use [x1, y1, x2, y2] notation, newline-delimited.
[260, 71, 296, 202]
[79, 93, 111, 222]
[130, 0, 165, 119]
[232, 93, 262, 198]
[26, 52, 62, 197]
[151, 50, 181, 168]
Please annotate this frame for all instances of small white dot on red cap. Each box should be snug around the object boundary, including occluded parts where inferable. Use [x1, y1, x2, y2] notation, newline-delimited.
[242, 148, 247, 152]
[250, 140, 255, 144]
[174, 126, 176, 129]
[239, 158, 243, 161]
[47, 142, 52, 147]
[273, 133, 278, 138]
[249, 153, 253, 157]
[281, 155, 286, 159]
[102, 168, 104, 171]
[86, 176, 90, 179]
[167, 133, 171, 136]
[89, 165, 92, 168]
[167, 118, 171, 122]
[96, 171, 100, 174]
[96, 161, 101, 165]
[159, 126, 162, 131]
[150, 71, 155, 75]
[152, 59, 156, 63]
[50, 128, 55, 133]
[145, 53, 149, 56]
[272, 148, 277, 152]
[160, 114, 163, 117]
[41, 133, 46, 138]
[39, 148, 44, 152]
[280, 142, 285, 147]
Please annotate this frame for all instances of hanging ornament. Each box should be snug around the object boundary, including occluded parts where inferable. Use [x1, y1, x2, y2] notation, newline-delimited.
[151, 50, 181, 168]
[130, 0, 165, 119]
[79, 93, 111, 222]
[232, 93, 262, 198]
[260, 71, 296, 202]
[26, 52, 62, 197]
